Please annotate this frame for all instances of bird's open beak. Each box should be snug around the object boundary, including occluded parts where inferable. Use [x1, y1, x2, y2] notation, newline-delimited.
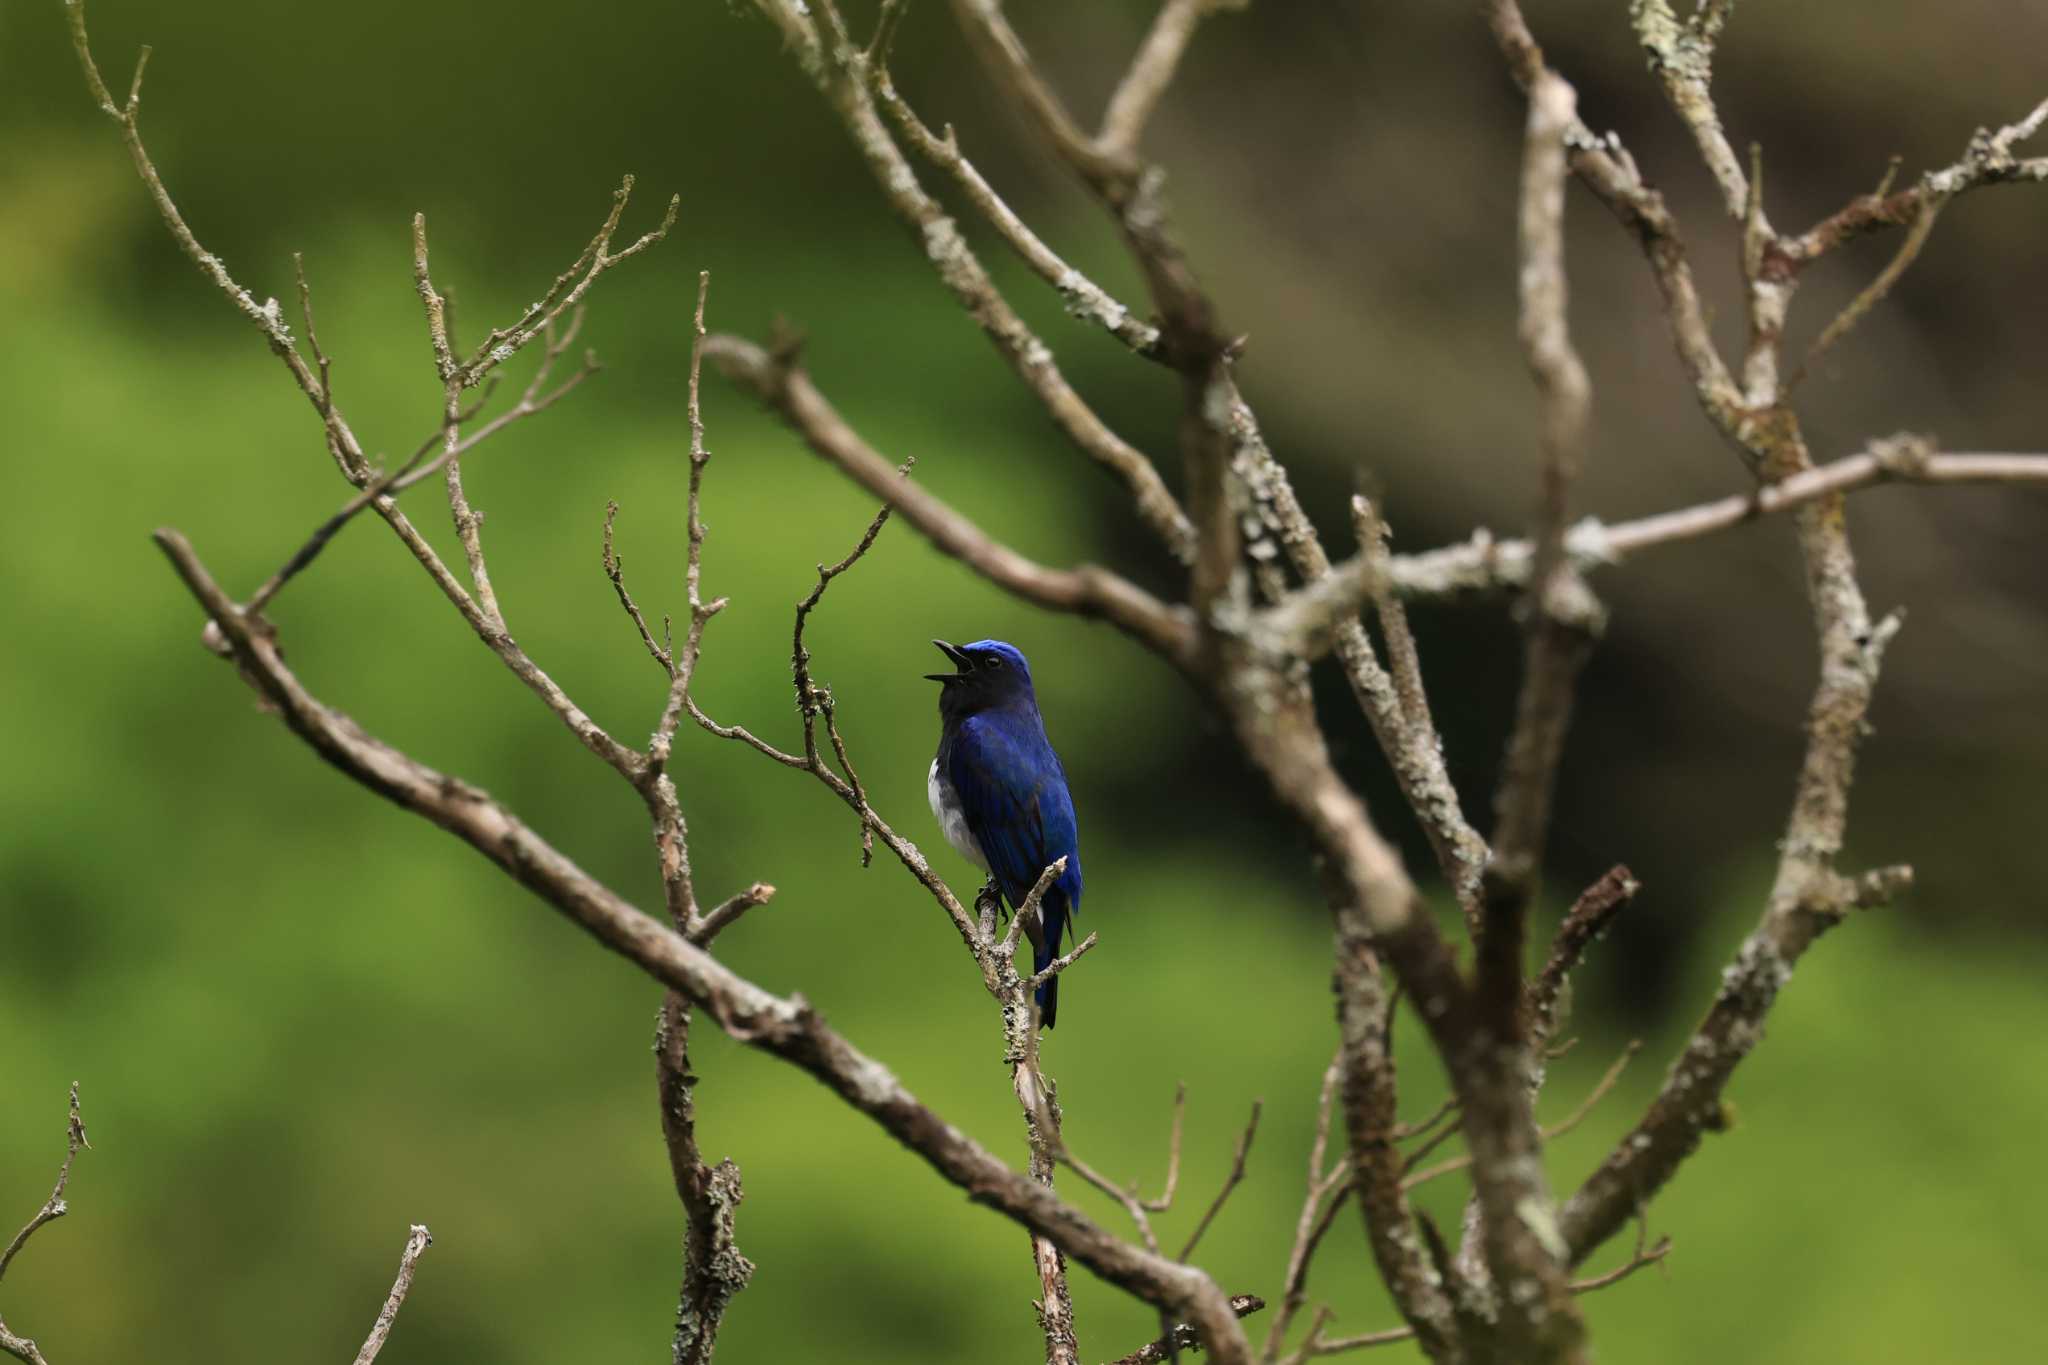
[924, 639, 972, 682]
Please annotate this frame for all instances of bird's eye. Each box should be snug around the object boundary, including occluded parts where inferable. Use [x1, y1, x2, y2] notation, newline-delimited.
[983, 656, 1003, 669]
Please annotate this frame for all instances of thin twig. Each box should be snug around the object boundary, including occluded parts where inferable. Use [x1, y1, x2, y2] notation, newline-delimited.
[1528, 866, 1640, 1047]
[1776, 95, 2048, 267]
[1141, 1084, 1188, 1213]
[1003, 858, 1072, 959]
[1403, 1041, 1640, 1193]
[350, 1224, 433, 1365]
[1570, 1213, 1670, 1292]
[1177, 1103, 1261, 1262]
[705, 333, 1199, 670]
[692, 882, 779, 946]
[1026, 932, 1101, 991]
[1482, 64, 1599, 962]
[1784, 194, 1944, 394]
[872, 71, 1165, 360]
[1393, 1095, 1458, 1143]
[1107, 1296, 1268, 1365]
[1273, 444, 2048, 629]
[604, 501, 676, 676]
[1276, 1218, 1666, 1360]
[1098, 0, 1242, 160]
[1263, 1054, 1344, 1359]
[746, 0, 1197, 559]
[0, 1086, 88, 1288]
[245, 348, 597, 617]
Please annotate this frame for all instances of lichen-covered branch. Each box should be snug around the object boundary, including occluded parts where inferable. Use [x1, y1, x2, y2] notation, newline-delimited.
[742, 0, 1197, 562]
[1526, 867, 1640, 1051]
[1775, 96, 2048, 267]
[1272, 443, 2048, 627]
[1487, 0, 1744, 447]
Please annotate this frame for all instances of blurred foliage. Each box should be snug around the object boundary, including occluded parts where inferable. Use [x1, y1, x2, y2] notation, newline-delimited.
[3, 1, 2046, 1362]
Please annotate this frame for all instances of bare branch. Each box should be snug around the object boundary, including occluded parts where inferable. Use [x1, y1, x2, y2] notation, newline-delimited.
[791, 470, 906, 866]
[872, 73, 1163, 359]
[1568, 1220, 1671, 1294]
[1026, 932, 1101, 991]
[68, 0, 369, 479]
[1776, 96, 2048, 267]
[1142, 1084, 1188, 1214]
[1402, 1042, 1641, 1193]
[704, 334, 1198, 665]
[1098, 0, 1244, 160]
[1629, 0, 1751, 220]
[1059, 1157, 1161, 1257]
[1286, 1316, 1419, 1360]
[1002, 858, 1072, 961]
[1785, 196, 1943, 393]
[1177, 1102, 1261, 1262]
[1277, 1214, 1665, 1362]
[1480, 69, 1601, 1021]
[293, 252, 332, 412]
[70, 7, 657, 783]
[0, 1086, 87, 1288]
[1276, 444, 2048, 626]
[651, 272, 726, 775]
[1234, 435, 1492, 913]
[1108, 1297, 1267, 1365]
[693, 883, 778, 947]
[1527, 866, 1641, 1048]
[1351, 499, 1430, 738]
[152, 526, 1257, 1364]
[1329, 927, 1457, 1356]
[450, 176, 678, 392]
[944, 0, 1123, 184]
[1429, 67, 1600, 1362]
[1487, 1, 1745, 449]
[604, 500, 676, 676]
[1263, 1054, 1345, 1359]
[0, 1085, 89, 1364]
[865, 0, 911, 64]
[350, 1224, 433, 1365]
[658, 983, 754, 1365]
[245, 341, 599, 616]
[743, 0, 1197, 560]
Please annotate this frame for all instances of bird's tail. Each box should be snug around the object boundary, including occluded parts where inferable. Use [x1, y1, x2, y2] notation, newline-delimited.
[1033, 893, 1067, 1029]
[1036, 971, 1059, 1030]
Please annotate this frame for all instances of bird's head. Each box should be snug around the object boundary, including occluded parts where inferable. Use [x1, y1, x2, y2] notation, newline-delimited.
[926, 639, 1036, 715]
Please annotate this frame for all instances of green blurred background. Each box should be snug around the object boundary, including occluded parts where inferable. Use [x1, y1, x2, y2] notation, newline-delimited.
[4, 1, 2046, 1361]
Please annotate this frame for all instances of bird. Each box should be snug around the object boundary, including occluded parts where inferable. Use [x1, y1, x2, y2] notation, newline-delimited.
[925, 638, 1084, 1028]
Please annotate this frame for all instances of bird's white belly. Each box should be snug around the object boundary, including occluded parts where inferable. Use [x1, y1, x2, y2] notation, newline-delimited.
[928, 759, 988, 872]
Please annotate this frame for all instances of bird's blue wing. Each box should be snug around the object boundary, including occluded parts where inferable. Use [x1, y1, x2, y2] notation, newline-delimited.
[947, 712, 1082, 936]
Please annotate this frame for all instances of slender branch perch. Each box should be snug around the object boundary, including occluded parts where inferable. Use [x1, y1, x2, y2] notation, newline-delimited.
[351, 1225, 433, 1365]
[1272, 445, 2048, 630]
[1177, 1103, 1261, 1262]
[151, 525, 1257, 1364]
[0, 1086, 89, 1365]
